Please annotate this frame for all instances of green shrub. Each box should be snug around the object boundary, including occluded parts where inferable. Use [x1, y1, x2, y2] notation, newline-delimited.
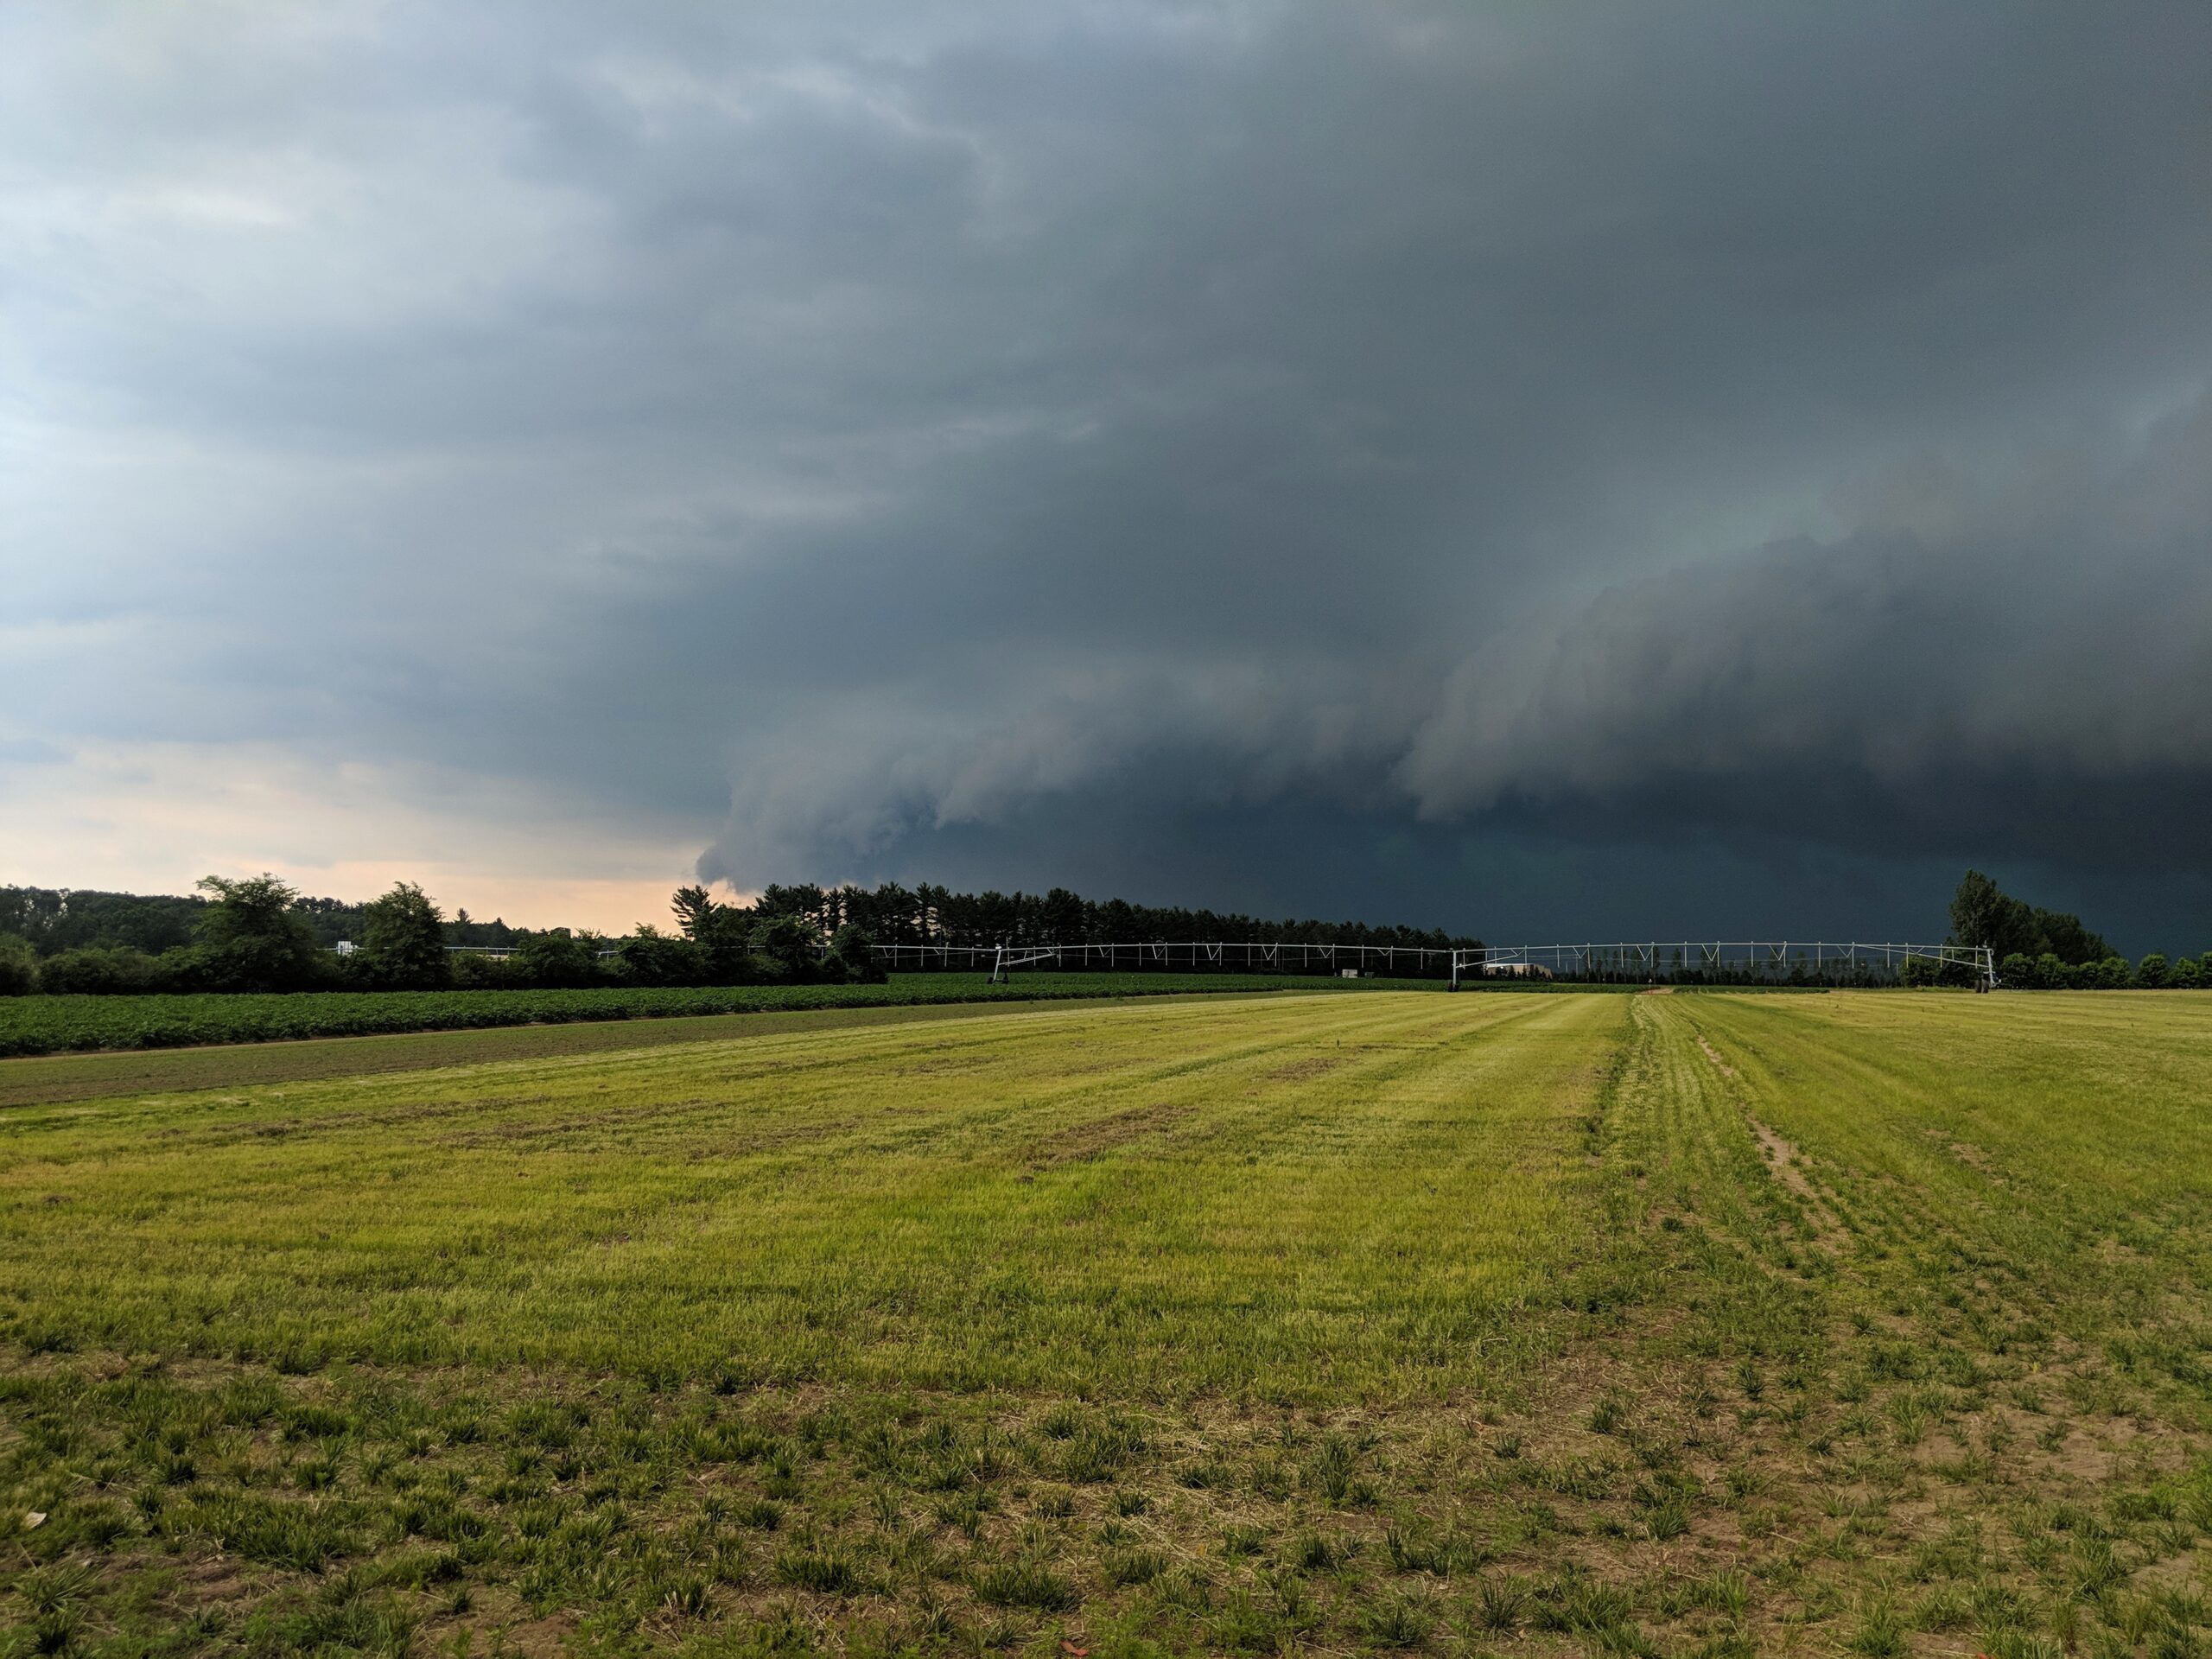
[172, 1491, 362, 1571]
[1475, 1575, 1528, 1631]
[448, 951, 527, 988]
[1105, 1546, 1166, 1586]
[774, 1548, 857, 1594]
[36, 946, 165, 995]
[751, 915, 820, 978]
[0, 935, 36, 995]
[1357, 1592, 1432, 1647]
[614, 929, 705, 988]
[514, 931, 606, 988]
[972, 1560, 1077, 1611]
[828, 924, 884, 984]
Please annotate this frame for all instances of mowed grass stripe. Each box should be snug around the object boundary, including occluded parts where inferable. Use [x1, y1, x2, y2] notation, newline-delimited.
[0, 988, 1356, 1110]
[0, 991, 1624, 1402]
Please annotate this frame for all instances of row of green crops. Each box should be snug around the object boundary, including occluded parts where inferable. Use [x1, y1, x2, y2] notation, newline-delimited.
[0, 972, 1402, 1058]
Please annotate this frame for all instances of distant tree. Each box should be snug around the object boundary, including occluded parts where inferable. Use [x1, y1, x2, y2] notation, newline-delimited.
[517, 929, 600, 988]
[659, 876, 1479, 959]
[2135, 952, 2170, 989]
[854, 881, 918, 945]
[0, 936, 35, 996]
[445, 909, 518, 950]
[37, 946, 170, 995]
[193, 874, 327, 992]
[828, 923, 882, 983]
[2033, 909, 2110, 967]
[671, 884, 753, 949]
[671, 884, 719, 939]
[2169, 957, 2200, 989]
[448, 950, 524, 989]
[1949, 870, 2028, 957]
[1040, 888, 1088, 943]
[615, 925, 703, 987]
[668, 884, 760, 983]
[0, 886, 208, 957]
[288, 893, 373, 950]
[758, 883, 830, 931]
[1948, 870, 2112, 971]
[360, 881, 450, 988]
[750, 913, 819, 979]
[915, 883, 950, 942]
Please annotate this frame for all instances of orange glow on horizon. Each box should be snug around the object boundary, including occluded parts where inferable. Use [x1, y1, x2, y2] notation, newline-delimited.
[0, 741, 756, 938]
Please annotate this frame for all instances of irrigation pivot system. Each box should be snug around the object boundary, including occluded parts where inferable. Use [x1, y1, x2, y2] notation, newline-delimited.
[1443, 940, 1998, 991]
[866, 939, 2000, 989]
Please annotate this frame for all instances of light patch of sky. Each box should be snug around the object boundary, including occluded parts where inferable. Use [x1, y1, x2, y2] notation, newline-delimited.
[0, 741, 705, 934]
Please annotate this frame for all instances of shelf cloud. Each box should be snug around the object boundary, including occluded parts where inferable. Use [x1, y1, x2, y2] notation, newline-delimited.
[3, 1, 2208, 942]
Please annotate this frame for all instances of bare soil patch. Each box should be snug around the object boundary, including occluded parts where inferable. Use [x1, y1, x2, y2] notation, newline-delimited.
[1020, 1102, 1194, 1171]
[1261, 1055, 1346, 1083]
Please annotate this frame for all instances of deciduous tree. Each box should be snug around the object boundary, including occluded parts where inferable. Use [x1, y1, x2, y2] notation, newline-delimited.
[361, 881, 451, 988]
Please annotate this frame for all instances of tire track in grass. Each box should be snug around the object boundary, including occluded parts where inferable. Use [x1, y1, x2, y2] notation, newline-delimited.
[1661, 995, 2212, 1595]
[1684, 994, 2157, 1339]
[1691, 1026, 1848, 1254]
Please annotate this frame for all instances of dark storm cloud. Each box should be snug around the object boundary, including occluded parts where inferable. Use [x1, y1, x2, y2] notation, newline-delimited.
[1402, 398, 2212, 868]
[3, 1, 2209, 940]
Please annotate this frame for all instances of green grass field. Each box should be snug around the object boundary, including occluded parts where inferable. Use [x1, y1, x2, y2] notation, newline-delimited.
[4, 990, 2211, 1659]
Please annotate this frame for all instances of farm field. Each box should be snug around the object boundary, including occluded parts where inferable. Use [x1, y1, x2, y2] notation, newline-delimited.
[0, 993, 1344, 1112]
[4, 991, 2212, 1659]
[0, 973, 1414, 1060]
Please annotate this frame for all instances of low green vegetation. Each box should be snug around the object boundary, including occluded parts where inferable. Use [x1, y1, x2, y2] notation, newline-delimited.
[4, 989, 2212, 1658]
[0, 974, 1394, 1059]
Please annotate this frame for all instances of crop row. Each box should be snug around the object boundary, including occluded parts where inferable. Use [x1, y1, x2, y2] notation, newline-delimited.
[0, 973, 1379, 1058]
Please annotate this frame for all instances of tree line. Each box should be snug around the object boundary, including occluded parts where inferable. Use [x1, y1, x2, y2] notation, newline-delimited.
[0, 876, 885, 997]
[1942, 869, 2201, 989]
[5, 868, 2188, 997]
[0, 875, 1476, 996]
[744, 881, 1478, 952]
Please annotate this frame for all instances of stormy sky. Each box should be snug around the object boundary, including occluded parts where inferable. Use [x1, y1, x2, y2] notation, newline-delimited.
[3, 2, 2209, 947]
